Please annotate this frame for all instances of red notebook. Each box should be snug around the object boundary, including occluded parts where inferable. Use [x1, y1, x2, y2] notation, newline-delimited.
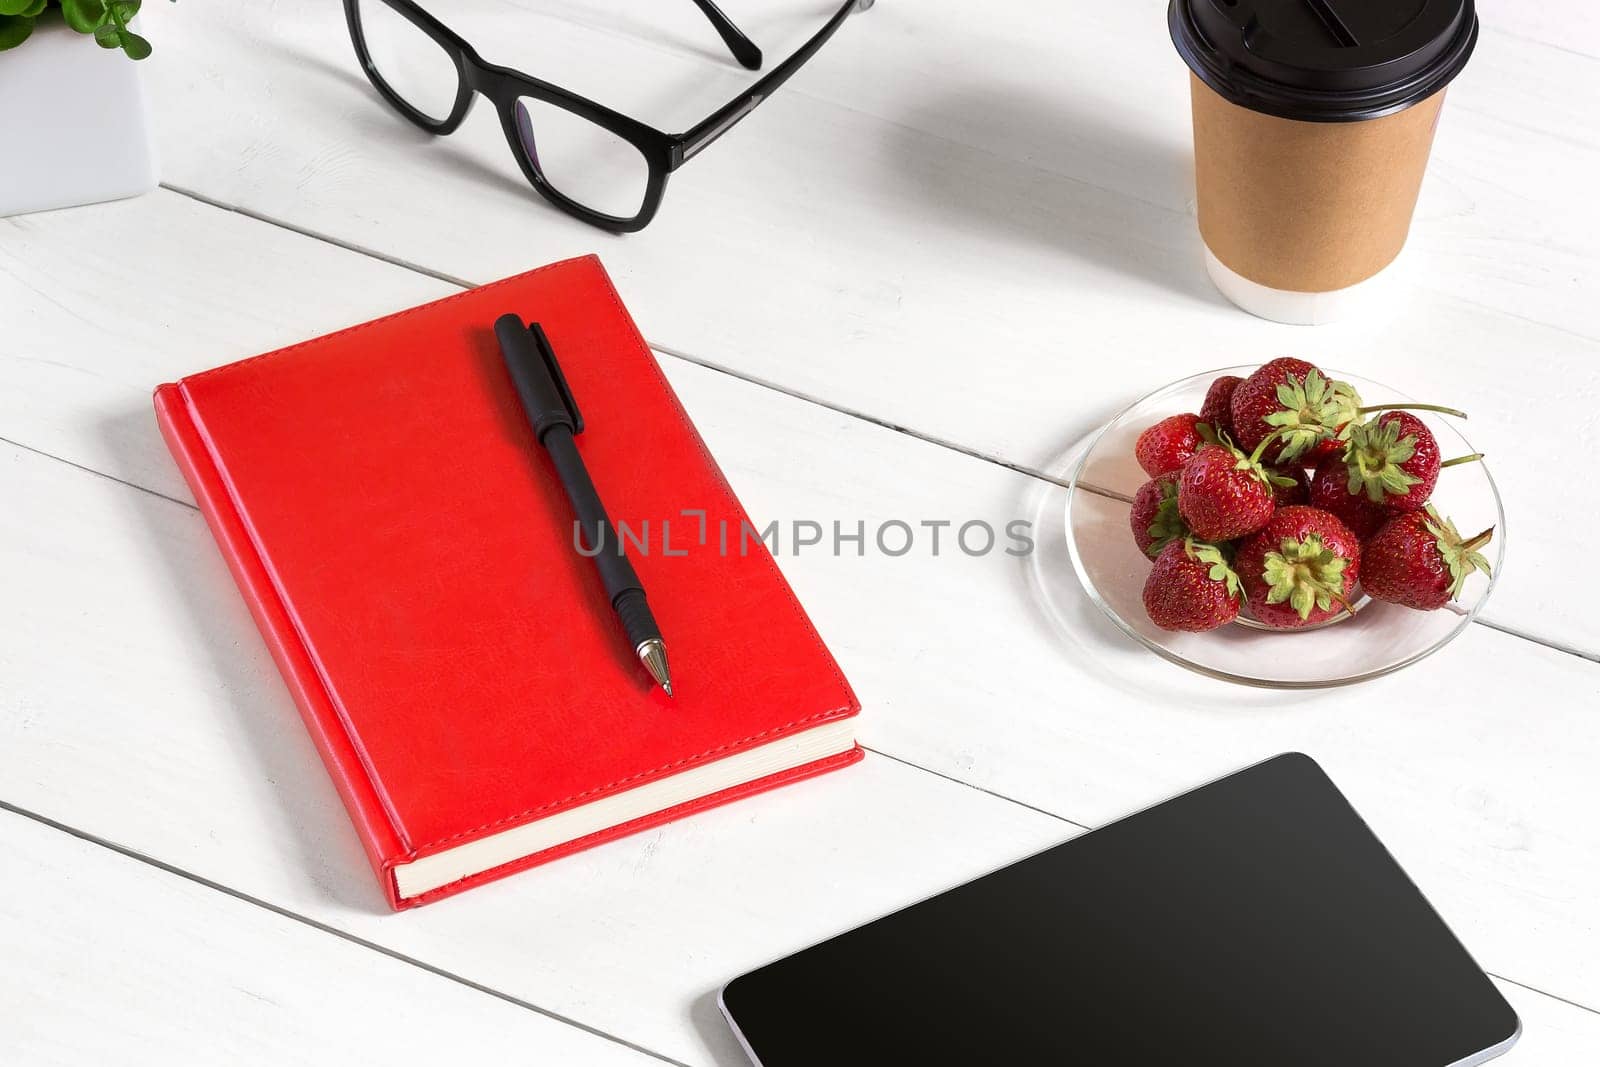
[154, 256, 861, 909]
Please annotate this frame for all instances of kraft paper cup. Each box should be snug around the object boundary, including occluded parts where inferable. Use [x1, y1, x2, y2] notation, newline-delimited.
[1170, 0, 1479, 325]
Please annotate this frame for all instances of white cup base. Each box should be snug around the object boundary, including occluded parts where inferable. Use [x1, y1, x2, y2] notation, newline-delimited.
[1203, 246, 1401, 325]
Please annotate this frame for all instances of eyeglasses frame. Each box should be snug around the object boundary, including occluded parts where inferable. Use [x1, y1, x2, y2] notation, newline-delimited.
[343, 0, 874, 233]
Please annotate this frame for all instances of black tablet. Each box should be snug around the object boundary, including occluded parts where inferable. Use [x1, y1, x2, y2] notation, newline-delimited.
[720, 753, 1519, 1067]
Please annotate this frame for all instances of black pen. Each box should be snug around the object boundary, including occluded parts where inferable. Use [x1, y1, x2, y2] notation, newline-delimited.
[494, 314, 672, 697]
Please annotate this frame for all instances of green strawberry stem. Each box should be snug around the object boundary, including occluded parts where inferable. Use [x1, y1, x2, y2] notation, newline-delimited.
[1425, 507, 1494, 599]
[1356, 403, 1468, 419]
[1260, 369, 1363, 464]
[1240, 427, 1301, 489]
[1439, 453, 1486, 469]
[1247, 426, 1293, 466]
[1261, 533, 1353, 620]
[1342, 417, 1468, 503]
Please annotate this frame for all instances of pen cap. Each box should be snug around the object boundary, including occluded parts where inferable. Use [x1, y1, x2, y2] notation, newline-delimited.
[495, 314, 584, 439]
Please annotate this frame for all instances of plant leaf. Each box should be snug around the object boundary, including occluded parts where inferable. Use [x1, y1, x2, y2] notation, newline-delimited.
[119, 28, 151, 59]
[0, 0, 38, 15]
[60, 0, 109, 33]
[0, 12, 33, 49]
[94, 21, 120, 44]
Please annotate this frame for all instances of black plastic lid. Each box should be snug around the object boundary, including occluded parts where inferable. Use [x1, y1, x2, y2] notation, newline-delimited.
[1170, 0, 1479, 122]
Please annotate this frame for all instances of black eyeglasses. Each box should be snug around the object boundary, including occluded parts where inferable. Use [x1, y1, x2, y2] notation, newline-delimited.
[343, 0, 873, 233]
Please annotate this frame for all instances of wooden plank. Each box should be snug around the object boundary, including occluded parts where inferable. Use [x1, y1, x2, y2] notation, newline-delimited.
[0, 194, 452, 505]
[3, 304, 1599, 1035]
[1476, 0, 1600, 58]
[0, 443, 1071, 1064]
[127, 1, 1600, 650]
[5, 797, 1600, 1067]
[11, 772, 1600, 1067]
[1, 189, 1589, 654]
[1492, 981, 1600, 1065]
[3, 189, 1598, 1016]
[0, 808, 659, 1066]
[136, 0, 1600, 350]
[1, 4, 1592, 1062]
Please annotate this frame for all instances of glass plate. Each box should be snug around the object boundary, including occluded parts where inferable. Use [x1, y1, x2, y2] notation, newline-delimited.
[1060, 366, 1505, 688]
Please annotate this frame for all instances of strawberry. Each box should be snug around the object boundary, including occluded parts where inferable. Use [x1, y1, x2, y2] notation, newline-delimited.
[1308, 458, 1388, 539]
[1135, 414, 1206, 479]
[1268, 465, 1310, 507]
[1130, 471, 1188, 558]
[1200, 375, 1243, 441]
[1229, 358, 1363, 465]
[1363, 506, 1494, 611]
[1234, 506, 1361, 629]
[1176, 434, 1296, 542]
[1333, 410, 1488, 515]
[1304, 434, 1350, 466]
[1143, 537, 1242, 632]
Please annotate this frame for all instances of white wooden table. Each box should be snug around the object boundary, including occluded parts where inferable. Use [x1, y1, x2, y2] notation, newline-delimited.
[4, 2, 1598, 1063]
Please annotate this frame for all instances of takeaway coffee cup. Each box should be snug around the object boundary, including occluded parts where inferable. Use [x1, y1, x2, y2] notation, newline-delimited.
[1169, 0, 1479, 324]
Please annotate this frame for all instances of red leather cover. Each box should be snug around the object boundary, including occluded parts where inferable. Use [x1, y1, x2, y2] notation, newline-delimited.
[154, 256, 861, 909]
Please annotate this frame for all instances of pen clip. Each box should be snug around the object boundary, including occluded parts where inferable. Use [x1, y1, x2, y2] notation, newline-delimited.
[527, 321, 584, 435]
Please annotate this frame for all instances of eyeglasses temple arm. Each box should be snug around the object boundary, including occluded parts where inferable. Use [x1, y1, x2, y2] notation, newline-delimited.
[690, 0, 764, 70]
[674, 0, 871, 167]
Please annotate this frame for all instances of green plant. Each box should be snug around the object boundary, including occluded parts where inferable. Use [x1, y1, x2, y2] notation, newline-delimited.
[0, 1, 168, 59]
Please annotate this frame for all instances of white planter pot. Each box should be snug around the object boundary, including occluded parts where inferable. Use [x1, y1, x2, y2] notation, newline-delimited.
[0, 18, 158, 217]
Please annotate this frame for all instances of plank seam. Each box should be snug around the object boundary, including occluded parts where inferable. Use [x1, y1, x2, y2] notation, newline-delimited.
[863, 746, 1092, 830]
[5, 787, 1598, 1034]
[0, 799, 693, 1067]
[160, 184, 477, 290]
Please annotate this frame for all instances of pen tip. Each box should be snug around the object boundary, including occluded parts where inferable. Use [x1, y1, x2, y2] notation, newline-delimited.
[637, 638, 672, 699]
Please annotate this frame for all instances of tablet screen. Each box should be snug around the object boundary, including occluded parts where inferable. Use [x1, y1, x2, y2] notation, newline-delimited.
[721, 754, 1519, 1066]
